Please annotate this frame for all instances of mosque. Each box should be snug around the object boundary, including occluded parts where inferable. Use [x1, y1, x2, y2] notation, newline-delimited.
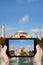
[1, 24, 32, 38]
[1, 24, 43, 55]
[10, 30, 32, 38]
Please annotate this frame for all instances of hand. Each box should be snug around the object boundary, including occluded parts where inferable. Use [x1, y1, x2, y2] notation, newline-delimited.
[1, 45, 9, 65]
[33, 61, 37, 65]
[33, 44, 42, 65]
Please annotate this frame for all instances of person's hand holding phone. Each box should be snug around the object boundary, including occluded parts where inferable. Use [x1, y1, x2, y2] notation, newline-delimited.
[33, 44, 43, 65]
[1, 45, 9, 65]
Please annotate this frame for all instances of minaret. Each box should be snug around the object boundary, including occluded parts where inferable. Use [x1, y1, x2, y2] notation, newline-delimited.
[2, 23, 5, 38]
[38, 27, 41, 40]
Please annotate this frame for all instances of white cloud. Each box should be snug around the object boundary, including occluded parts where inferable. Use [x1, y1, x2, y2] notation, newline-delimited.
[16, 0, 23, 4]
[28, 0, 32, 3]
[5, 27, 16, 37]
[16, 0, 37, 4]
[19, 15, 29, 24]
[28, 0, 36, 3]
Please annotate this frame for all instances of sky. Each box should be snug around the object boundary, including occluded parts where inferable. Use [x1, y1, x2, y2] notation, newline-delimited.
[9, 39, 34, 51]
[0, 0, 43, 37]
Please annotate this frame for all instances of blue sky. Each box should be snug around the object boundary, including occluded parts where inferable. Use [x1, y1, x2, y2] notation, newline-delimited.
[9, 39, 34, 51]
[0, 0, 43, 37]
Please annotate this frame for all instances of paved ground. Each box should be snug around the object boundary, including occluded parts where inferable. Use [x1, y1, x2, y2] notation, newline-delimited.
[9, 56, 43, 65]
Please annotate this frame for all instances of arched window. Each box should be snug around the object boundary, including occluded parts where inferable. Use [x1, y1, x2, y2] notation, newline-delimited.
[20, 36, 26, 38]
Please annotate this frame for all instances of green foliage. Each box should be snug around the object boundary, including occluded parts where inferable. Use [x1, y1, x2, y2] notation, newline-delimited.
[29, 51, 34, 56]
[36, 38, 41, 44]
[0, 37, 7, 47]
[9, 50, 15, 56]
[40, 38, 43, 48]
[36, 38, 43, 48]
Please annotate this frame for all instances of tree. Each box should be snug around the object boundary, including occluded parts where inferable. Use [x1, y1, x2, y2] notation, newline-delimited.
[29, 51, 34, 56]
[37, 38, 41, 44]
[0, 37, 7, 47]
[37, 38, 43, 48]
[40, 38, 43, 48]
[9, 50, 15, 56]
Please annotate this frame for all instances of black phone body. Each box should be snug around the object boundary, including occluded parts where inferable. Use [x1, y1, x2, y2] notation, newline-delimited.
[6, 38, 37, 57]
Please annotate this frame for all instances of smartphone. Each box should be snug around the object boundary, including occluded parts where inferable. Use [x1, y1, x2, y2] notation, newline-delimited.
[6, 38, 37, 57]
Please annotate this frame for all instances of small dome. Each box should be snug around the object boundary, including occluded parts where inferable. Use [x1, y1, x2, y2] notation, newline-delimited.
[16, 30, 27, 34]
[17, 30, 25, 33]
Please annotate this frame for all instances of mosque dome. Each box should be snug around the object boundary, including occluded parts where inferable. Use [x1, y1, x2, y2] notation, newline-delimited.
[10, 30, 32, 38]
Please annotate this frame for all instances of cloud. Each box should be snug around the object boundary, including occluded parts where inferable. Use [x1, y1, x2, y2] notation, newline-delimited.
[16, 0, 33, 4]
[19, 15, 29, 24]
[16, 0, 37, 4]
[28, 0, 32, 3]
[27, 0, 37, 3]
[5, 27, 16, 37]
[16, 0, 23, 4]
[20, 40, 25, 42]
